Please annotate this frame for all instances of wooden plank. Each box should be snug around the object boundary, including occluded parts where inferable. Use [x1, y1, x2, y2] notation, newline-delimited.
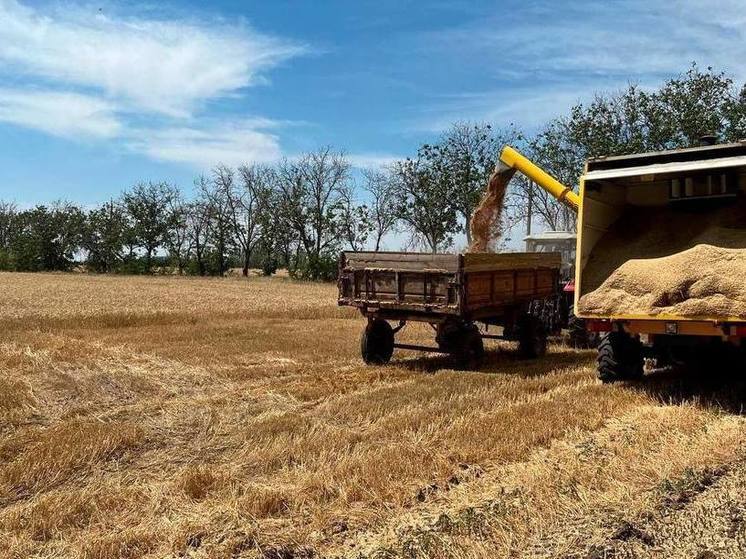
[343, 251, 460, 272]
[462, 251, 561, 272]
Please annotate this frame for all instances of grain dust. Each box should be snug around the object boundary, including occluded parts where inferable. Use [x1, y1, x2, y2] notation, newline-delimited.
[468, 167, 514, 252]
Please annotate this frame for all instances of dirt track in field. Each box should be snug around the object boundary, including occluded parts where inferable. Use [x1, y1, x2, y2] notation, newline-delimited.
[0, 272, 744, 558]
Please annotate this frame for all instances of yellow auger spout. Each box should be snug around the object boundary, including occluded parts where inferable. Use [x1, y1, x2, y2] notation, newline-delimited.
[499, 145, 580, 212]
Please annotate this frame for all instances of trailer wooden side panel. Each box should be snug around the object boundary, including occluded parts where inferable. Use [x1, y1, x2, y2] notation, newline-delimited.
[338, 251, 561, 321]
[464, 267, 558, 311]
[343, 251, 460, 272]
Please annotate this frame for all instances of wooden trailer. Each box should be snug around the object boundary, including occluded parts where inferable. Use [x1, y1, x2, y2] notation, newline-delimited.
[338, 251, 561, 367]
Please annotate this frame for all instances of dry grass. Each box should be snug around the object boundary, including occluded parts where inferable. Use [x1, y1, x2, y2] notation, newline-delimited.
[0, 271, 744, 558]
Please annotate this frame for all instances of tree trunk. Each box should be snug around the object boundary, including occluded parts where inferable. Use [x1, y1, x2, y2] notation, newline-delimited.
[242, 249, 251, 277]
[196, 245, 205, 276]
[463, 211, 472, 246]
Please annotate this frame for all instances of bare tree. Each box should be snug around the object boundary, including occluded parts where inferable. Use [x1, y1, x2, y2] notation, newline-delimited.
[164, 190, 190, 274]
[204, 166, 236, 276]
[361, 168, 398, 251]
[339, 183, 372, 251]
[188, 177, 213, 276]
[275, 147, 349, 277]
[230, 164, 274, 276]
[299, 147, 350, 257]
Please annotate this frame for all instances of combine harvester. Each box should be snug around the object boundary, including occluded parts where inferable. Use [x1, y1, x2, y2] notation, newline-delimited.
[340, 140, 746, 380]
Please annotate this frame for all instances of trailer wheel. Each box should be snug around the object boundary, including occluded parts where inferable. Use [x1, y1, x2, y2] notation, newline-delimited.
[568, 312, 599, 349]
[518, 315, 547, 358]
[361, 319, 394, 365]
[597, 331, 643, 383]
[453, 325, 485, 370]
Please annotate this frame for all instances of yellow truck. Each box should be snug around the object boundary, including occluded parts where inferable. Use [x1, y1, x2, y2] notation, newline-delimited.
[498, 140, 746, 381]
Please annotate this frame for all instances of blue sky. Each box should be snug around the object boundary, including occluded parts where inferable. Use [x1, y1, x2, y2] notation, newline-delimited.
[1, 0, 745, 206]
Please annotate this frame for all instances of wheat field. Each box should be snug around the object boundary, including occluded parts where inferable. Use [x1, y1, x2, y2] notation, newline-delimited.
[1, 272, 745, 559]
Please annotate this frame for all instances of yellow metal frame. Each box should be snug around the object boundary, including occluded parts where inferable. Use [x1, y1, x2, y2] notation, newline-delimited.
[499, 146, 580, 211]
[497, 144, 746, 332]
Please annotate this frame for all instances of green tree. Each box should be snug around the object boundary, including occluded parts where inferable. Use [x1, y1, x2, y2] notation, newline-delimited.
[83, 200, 127, 273]
[436, 122, 520, 245]
[518, 64, 746, 231]
[0, 201, 18, 269]
[203, 167, 236, 276]
[12, 203, 84, 271]
[163, 191, 191, 275]
[393, 149, 459, 253]
[122, 182, 177, 272]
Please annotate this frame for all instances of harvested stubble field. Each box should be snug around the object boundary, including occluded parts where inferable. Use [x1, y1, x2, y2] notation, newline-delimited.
[1, 273, 746, 559]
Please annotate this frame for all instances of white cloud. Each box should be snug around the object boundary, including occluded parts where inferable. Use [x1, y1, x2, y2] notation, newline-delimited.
[428, 0, 746, 80]
[410, 88, 596, 133]
[0, 0, 306, 117]
[127, 121, 282, 168]
[413, 0, 746, 131]
[0, 1, 308, 167]
[0, 88, 121, 138]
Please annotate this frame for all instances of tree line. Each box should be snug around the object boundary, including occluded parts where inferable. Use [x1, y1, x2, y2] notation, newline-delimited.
[2, 64, 745, 279]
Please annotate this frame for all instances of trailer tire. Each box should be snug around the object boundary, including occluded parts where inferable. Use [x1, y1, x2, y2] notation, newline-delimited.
[361, 319, 394, 365]
[597, 331, 643, 383]
[518, 315, 547, 358]
[453, 325, 485, 370]
[568, 312, 599, 349]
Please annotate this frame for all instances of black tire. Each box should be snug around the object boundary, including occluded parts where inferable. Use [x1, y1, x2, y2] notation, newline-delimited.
[517, 315, 547, 358]
[597, 331, 644, 383]
[453, 325, 485, 370]
[568, 312, 599, 349]
[361, 319, 394, 365]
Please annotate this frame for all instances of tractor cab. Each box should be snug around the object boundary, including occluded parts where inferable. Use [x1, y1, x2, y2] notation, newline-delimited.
[524, 230, 595, 347]
[524, 231, 576, 281]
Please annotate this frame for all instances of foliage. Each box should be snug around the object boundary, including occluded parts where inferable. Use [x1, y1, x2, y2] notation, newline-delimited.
[122, 182, 177, 272]
[83, 200, 127, 273]
[514, 64, 746, 230]
[3, 64, 746, 275]
[275, 147, 350, 279]
[11, 203, 84, 272]
[392, 149, 459, 252]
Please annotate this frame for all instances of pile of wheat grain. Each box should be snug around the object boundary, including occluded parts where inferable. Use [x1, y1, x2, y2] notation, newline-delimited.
[578, 201, 746, 318]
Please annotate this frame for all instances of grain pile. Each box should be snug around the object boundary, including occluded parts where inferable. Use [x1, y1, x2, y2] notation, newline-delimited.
[468, 167, 514, 252]
[578, 200, 746, 318]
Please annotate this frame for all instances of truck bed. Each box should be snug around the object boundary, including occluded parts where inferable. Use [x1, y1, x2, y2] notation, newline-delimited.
[338, 251, 561, 321]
